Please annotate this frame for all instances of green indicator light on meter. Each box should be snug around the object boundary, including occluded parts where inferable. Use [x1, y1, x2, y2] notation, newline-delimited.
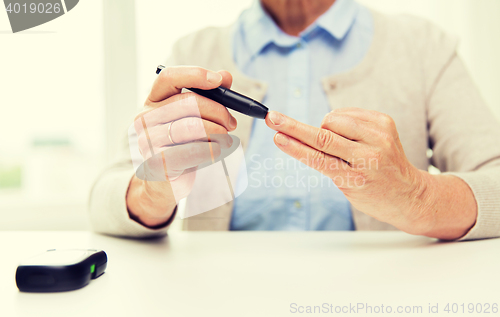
[90, 264, 95, 274]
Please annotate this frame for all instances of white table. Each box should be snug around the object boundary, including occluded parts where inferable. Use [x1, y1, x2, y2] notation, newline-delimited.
[1, 231, 499, 317]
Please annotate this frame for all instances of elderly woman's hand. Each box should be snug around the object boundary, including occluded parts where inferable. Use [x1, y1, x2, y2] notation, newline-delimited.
[266, 108, 440, 235]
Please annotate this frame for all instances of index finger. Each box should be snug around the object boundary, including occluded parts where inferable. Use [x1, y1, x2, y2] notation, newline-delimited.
[148, 66, 232, 103]
[265, 111, 358, 161]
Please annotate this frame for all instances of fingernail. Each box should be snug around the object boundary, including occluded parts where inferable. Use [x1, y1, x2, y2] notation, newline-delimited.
[207, 71, 222, 84]
[268, 112, 284, 126]
[229, 116, 237, 130]
[275, 133, 289, 146]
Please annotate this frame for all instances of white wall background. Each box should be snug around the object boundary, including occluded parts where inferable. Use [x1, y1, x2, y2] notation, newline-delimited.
[0, 0, 105, 230]
[0, 0, 499, 230]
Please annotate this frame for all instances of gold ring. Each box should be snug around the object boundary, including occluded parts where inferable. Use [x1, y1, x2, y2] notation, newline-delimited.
[167, 121, 176, 145]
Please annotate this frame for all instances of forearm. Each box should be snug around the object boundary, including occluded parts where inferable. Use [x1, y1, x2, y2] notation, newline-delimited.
[413, 171, 477, 240]
[126, 176, 177, 228]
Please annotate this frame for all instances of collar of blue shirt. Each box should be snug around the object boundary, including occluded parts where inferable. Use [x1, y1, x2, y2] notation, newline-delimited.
[240, 0, 359, 58]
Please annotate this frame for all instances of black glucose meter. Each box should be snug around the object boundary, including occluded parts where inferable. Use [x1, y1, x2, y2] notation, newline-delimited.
[16, 249, 107, 292]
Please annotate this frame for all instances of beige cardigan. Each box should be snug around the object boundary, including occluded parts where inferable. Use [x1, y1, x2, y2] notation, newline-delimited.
[89, 10, 500, 240]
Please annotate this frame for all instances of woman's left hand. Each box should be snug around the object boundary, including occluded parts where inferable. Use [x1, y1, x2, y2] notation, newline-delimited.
[266, 108, 432, 235]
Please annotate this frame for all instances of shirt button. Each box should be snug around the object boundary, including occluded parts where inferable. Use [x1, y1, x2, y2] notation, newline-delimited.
[426, 148, 434, 158]
[296, 42, 302, 49]
[294, 201, 302, 209]
[329, 82, 337, 90]
[293, 88, 302, 98]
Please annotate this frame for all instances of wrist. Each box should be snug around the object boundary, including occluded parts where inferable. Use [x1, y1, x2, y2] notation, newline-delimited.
[402, 169, 438, 235]
[403, 171, 478, 239]
[127, 176, 177, 228]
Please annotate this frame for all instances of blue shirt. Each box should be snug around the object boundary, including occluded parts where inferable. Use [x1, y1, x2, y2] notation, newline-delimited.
[230, 0, 374, 230]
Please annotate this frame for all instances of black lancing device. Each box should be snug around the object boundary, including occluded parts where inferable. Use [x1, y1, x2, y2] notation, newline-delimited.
[16, 249, 107, 292]
[156, 65, 269, 119]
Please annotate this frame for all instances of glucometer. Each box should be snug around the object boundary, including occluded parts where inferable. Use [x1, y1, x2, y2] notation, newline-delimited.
[16, 249, 107, 292]
[156, 65, 269, 119]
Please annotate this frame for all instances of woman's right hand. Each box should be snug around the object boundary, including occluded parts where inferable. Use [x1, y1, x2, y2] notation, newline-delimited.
[126, 66, 237, 227]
